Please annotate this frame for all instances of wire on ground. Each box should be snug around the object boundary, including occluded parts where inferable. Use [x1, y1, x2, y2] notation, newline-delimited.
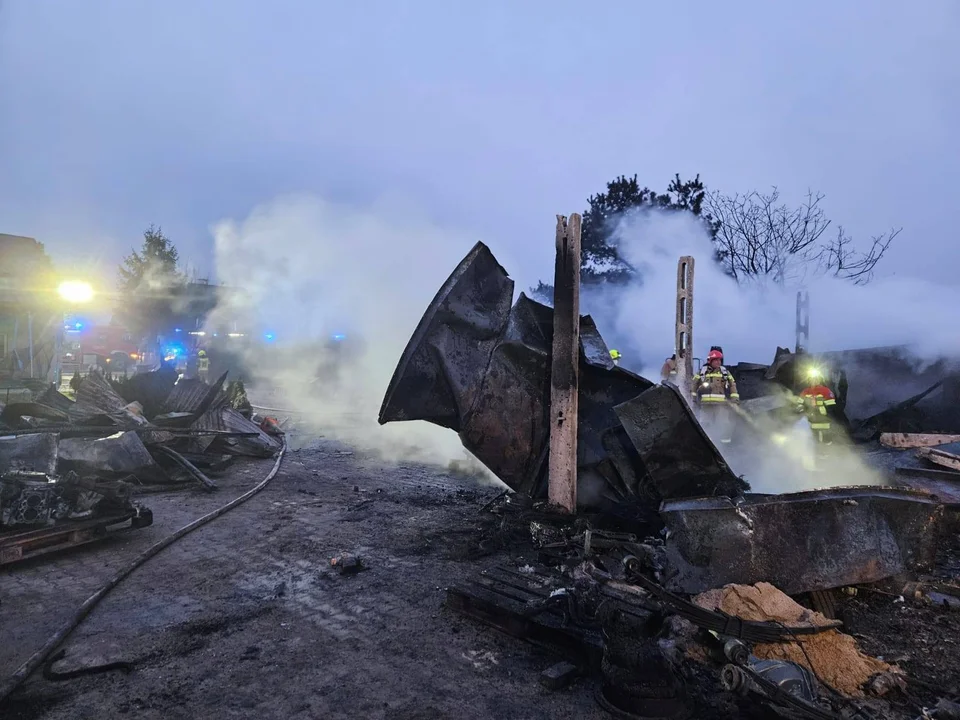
[0, 437, 288, 706]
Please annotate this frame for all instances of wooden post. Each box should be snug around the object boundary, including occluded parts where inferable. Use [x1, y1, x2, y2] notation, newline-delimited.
[548, 214, 582, 514]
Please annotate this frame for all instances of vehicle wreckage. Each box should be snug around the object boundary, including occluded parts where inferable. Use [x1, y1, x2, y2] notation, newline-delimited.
[379, 234, 960, 718]
[0, 368, 282, 565]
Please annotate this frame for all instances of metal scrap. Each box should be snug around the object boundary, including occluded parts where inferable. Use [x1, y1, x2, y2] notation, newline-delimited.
[34, 386, 76, 414]
[152, 446, 217, 491]
[613, 383, 748, 502]
[0, 433, 58, 476]
[0, 366, 281, 566]
[0, 402, 69, 428]
[192, 401, 281, 457]
[58, 431, 165, 483]
[109, 365, 178, 418]
[660, 487, 943, 595]
[379, 241, 739, 512]
[162, 371, 228, 416]
[69, 372, 148, 427]
[0, 471, 136, 528]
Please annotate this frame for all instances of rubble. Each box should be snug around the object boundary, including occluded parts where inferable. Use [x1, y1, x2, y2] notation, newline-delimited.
[613, 384, 747, 502]
[660, 488, 944, 595]
[0, 365, 282, 565]
[58, 431, 165, 483]
[880, 433, 960, 449]
[693, 582, 897, 696]
[379, 242, 741, 514]
[539, 661, 579, 690]
[389, 242, 960, 719]
[330, 553, 366, 575]
[917, 442, 960, 473]
[0, 432, 58, 476]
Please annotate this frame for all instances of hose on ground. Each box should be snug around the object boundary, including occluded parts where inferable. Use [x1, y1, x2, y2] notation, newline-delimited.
[0, 437, 288, 706]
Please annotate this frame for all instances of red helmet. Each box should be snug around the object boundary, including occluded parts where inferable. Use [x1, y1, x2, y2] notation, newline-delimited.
[707, 349, 723, 363]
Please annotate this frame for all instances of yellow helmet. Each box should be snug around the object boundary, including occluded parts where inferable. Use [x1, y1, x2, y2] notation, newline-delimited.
[198, 350, 207, 357]
[609, 349, 622, 360]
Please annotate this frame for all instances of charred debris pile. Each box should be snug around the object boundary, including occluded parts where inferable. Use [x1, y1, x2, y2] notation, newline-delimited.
[380, 241, 960, 719]
[0, 368, 282, 565]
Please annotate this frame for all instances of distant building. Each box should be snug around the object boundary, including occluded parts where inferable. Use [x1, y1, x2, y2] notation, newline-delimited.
[0, 234, 58, 382]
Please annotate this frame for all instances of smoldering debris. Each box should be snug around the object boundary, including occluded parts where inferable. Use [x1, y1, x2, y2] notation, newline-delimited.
[0, 368, 282, 566]
[379, 241, 745, 516]
[380, 240, 958, 509]
[660, 488, 943, 595]
[447, 498, 960, 718]
[385, 241, 960, 718]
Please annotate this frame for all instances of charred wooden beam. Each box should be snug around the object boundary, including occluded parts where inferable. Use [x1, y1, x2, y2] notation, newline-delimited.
[548, 214, 582, 514]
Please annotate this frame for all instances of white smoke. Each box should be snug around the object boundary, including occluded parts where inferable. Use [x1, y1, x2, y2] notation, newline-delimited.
[205, 194, 515, 478]
[597, 209, 960, 376]
[586, 208, 953, 492]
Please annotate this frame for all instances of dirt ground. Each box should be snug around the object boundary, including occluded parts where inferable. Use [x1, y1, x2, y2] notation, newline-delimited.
[1, 436, 607, 720]
[3, 433, 960, 720]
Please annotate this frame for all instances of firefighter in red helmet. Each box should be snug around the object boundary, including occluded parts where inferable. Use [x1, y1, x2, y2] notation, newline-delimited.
[797, 365, 838, 449]
[691, 348, 740, 443]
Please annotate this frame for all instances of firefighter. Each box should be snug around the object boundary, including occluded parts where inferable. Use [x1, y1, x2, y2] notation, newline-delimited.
[797, 369, 837, 448]
[691, 348, 740, 443]
[609, 348, 622, 366]
[197, 350, 210, 383]
[661, 354, 678, 383]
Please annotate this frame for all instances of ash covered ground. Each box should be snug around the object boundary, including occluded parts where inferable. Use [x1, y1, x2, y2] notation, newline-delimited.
[2, 434, 602, 720]
[3, 430, 960, 720]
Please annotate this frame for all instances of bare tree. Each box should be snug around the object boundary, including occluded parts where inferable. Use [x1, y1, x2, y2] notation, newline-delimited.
[705, 187, 901, 286]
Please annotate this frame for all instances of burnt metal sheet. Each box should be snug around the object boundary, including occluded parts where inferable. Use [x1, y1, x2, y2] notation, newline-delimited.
[572, 361, 654, 508]
[580, 319, 616, 370]
[660, 487, 943, 595]
[0, 433, 58, 476]
[58, 431, 165, 482]
[34, 386, 76, 413]
[0, 402, 69, 429]
[69, 372, 140, 426]
[614, 384, 748, 502]
[162, 372, 229, 416]
[153, 412, 196, 427]
[378, 242, 653, 509]
[192, 403, 280, 458]
[379, 241, 515, 431]
[455, 292, 552, 496]
[114, 365, 179, 418]
[163, 379, 209, 413]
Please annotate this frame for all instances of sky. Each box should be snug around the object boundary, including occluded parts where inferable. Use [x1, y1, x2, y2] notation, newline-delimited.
[0, 0, 957, 297]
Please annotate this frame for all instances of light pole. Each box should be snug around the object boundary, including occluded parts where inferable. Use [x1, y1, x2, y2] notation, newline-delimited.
[54, 281, 95, 388]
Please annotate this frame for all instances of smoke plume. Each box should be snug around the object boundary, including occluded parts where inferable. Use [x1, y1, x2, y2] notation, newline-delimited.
[592, 209, 960, 375]
[583, 208, 955, 492]
[205, 194, 515, 478]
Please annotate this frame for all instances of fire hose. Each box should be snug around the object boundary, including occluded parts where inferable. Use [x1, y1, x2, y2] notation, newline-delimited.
[0, 437, 288, 706]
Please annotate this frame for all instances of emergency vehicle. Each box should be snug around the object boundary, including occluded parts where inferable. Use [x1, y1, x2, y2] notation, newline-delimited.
[63, 322, 142, 372]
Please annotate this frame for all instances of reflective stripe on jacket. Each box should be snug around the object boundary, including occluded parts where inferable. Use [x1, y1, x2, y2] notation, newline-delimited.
[692, 366, 739, 403]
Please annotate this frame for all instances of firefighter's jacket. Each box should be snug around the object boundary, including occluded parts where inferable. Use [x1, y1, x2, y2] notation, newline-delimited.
[799, 385, 836, 430]
[660, 359, 678, 383]
[692, 365, 739, 404]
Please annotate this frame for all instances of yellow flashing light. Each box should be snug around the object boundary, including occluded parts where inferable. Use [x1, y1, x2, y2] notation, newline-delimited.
[57, 281, 94, 304]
